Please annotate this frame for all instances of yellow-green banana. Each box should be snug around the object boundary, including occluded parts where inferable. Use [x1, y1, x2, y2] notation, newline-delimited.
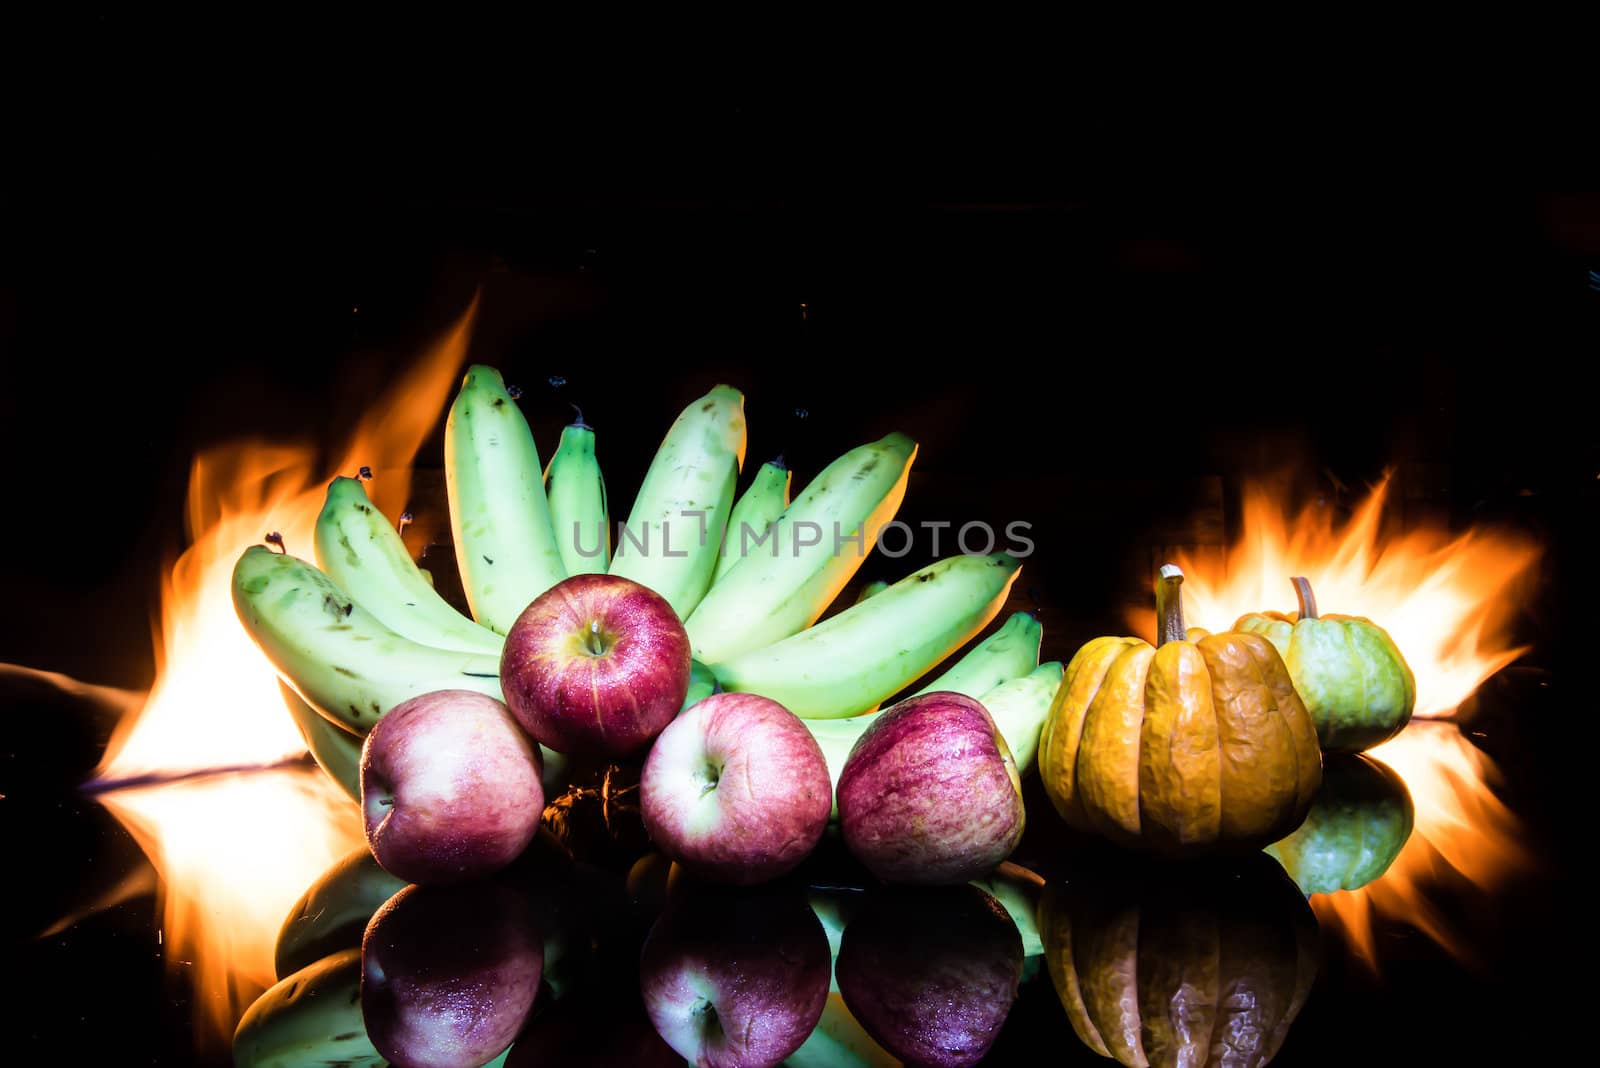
[978, 660, 1064, 774]
[911, 610, 1042, 700]
[274, 845, 407, 980]
[682, 659, 719, 711]
[446, 365, 567, 634]
[543, 419, 610, 576]
[232, 949, 382, 1068]
[609, 385, 746, 619]
[314, 475, 502, 656]
[686, 433, 916, 665]
[853, 579, 889, 604]
[712, 458, 791, 582]
[713, 552, 1021, 719]
[278, 680, 362, 804]
[233, 547, 568, 791]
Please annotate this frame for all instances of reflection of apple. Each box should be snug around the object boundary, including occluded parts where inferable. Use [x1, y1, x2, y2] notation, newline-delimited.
[500, 573, 691, 757]
[507, 982, 682, 1068]
[639, 882, 831, 1067]
[361, 689, 544, 885]
[361, 882, 543, 1068]
[641, 692, 832, 885]
[837, 692, 1025, 884]
[835, 885, 1023, 1068]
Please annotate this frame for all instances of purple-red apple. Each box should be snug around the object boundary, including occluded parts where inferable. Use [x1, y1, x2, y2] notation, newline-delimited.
[500, 573, 691, 757]
[361, 689, 543, 885]
[639, 883, 831, 1068]
[641, 692, 832, 885]
[361, 881, 543, 1068]
[836, 691, 1024, 885]
[836, 885, 1023, 1068]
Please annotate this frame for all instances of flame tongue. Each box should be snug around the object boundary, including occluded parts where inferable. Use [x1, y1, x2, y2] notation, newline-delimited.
[79, 302, 478, 1045]
[1154, 478, 1539, 965]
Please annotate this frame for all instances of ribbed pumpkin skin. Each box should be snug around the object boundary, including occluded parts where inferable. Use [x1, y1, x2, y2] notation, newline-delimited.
[1040, 854, 1319, 1068]
[1234, 610, 1415, 754]
[1039, 631, 1322, 858]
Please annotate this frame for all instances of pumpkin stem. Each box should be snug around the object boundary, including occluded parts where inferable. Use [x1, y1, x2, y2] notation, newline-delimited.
[1157, 563, 1186, 646]
[1291, 576, 1319, 620]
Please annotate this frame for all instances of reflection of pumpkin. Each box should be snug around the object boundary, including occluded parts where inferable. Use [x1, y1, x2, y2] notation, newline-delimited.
[1265, 753, 1415, 894]
[1040, 853, 1319, 1068]
[1039, 565, 1322, 857]
[1234, 577, 1416, 753]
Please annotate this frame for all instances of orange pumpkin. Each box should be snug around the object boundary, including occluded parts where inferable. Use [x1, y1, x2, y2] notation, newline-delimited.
[1039, 565, 1322, 856]
[1040, 853, 1319, 1068]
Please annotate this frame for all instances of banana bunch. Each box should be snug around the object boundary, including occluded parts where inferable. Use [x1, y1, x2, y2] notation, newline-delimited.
[235, 365, 1056, 807]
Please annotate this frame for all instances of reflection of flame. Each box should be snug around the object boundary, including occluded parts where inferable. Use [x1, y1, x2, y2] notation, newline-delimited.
[85, 300, 477, 1044]
[1148, 478, 1539, 965]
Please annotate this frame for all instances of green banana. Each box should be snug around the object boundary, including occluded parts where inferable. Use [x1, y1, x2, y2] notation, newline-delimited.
[232, 949, 382, 1068]
[686, 433, 917, 665]
[233, 547, 569, 792]
[712, 458, 791, 582]
[278, 680, 362, 804]
[713, 552, 1022, 719]
[853, 579, 890, 604]
[911, 610, 1042, 699]
[787, 993, 899, 1068]
[543, 420, 610, 576]
[977, 660, 1064, 775]
[446, 365, 567, 634]
[274, 845, 407, 980]
[609, 384, 746, 619]
[682, 658, 719, 711]
[314, 475, 502, 656]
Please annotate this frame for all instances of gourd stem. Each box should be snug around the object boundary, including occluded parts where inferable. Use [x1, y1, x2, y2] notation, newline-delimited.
[1156, 564, 1186, 646]
[1291, 576, 1318, 620]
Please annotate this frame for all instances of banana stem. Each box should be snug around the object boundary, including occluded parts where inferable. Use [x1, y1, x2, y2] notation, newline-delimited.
[1292, 576, 1319, 620]
[1156, 564, 1186, 646]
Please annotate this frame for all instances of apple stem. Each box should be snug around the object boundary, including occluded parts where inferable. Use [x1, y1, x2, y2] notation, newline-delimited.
[1292, 576, 1319, 620]
[585, 620, 607, 656]
[1156, 564, 1186, 647]
[377, 798, 394, 807]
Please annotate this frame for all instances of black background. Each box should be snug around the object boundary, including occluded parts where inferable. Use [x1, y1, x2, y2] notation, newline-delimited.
[2, 184, 1595, 1064]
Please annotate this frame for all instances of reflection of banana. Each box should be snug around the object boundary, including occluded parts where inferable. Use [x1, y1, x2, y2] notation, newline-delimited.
[970, 861, 1046, 958]
[786, 992, 901, 1068]
[274, 845, 406, 981]
[232, 949, 382, 1068]
[278, 681, 362, 804]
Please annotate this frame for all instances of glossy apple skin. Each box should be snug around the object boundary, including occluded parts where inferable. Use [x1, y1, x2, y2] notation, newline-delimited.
[641, 692, 832, 885]
[836, 885, 1024, 1068]
[500, 573, 692, 757]
[361, 882, 543, 1068]
[639, 883, 831, 1068]
[361, 690, 544, 886]
[837, 692, 1025, 885]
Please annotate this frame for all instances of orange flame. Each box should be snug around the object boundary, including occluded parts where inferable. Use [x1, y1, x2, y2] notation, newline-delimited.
[88, 299, 477, 1045]
[1146, 478, 1540, 965]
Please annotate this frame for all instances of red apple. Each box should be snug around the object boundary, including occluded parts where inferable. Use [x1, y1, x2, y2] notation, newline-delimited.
[641, 692, 832, 885]
[836, 691, 1025, 885]
[361, 689, 543, 885]
[639, 883, 831, 1068]
[361, 881, 543, 1068]
[500, 573, 691, 757]
[836, 885, 1023, 1068]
